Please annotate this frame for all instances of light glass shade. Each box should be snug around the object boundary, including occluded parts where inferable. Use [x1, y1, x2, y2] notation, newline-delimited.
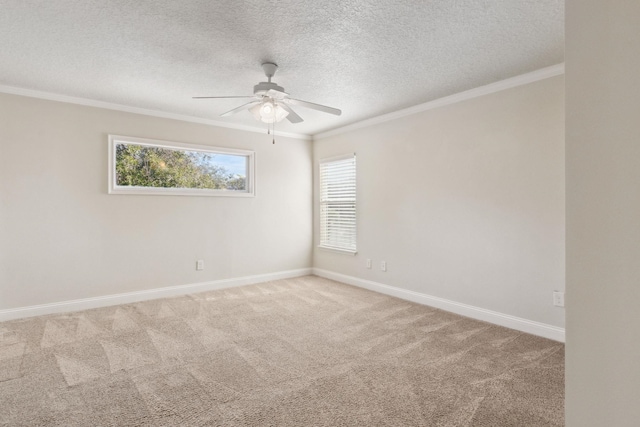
[250, 98, 289, 123]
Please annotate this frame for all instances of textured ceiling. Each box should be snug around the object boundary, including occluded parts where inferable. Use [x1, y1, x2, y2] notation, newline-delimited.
[0, 0, 564, 137]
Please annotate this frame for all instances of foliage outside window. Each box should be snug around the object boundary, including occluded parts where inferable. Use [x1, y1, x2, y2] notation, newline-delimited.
[319, 153, 357, 253]
[108, 135, 254, 196]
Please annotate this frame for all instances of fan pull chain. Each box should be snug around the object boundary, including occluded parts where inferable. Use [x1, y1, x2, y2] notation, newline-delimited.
[272, 121, 276, 144]
[264, 120, 276, 144]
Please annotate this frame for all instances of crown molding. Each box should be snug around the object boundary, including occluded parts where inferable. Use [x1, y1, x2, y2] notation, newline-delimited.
[1, 63, 564, 143]
[0, 85, 312, 141]
[313, 63, 565, 140]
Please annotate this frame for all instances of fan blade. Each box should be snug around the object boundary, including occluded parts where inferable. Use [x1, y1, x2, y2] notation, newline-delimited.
[193, 96, 255, 99]
[220, 101, 260, 117]
[279, 103, 304, 123]
[287, 98, 342, 116]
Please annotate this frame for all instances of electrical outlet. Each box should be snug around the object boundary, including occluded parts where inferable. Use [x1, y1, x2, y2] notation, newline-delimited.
[381, 261, 387, 272]
[553, 291, 565, 307]
[366, 259, 372, 269]
[196, 260, 204, 271]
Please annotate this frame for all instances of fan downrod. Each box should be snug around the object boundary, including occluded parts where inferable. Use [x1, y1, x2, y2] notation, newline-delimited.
[262, 63, 278, 81]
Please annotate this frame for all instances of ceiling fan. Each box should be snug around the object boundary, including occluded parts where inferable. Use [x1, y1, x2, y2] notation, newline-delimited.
[193, 63, 342, 124]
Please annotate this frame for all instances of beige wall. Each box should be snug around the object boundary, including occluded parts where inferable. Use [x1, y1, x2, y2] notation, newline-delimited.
[314, 76, 565, 328]
[0, 93, 312, 309]
[566, 1, 640, 425]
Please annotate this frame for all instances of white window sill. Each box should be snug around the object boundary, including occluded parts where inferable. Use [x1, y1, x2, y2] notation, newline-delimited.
[317, 245, 357, 256]
[108, 186, 254, 197]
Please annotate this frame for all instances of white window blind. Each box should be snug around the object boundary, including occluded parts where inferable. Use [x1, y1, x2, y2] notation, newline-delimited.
[319, 154, 356, 253]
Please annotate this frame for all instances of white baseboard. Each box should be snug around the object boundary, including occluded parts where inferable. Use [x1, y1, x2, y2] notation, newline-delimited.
[313, 268, 565, 343]
[1, 268, 566, 343]
[0, 268, 312, 322]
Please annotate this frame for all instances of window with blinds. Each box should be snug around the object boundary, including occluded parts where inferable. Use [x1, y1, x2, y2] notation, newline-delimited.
[319, 154, 357, 253]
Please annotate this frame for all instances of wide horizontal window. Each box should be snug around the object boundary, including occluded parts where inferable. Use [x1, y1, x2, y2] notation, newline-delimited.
[108, 135, 254, 197]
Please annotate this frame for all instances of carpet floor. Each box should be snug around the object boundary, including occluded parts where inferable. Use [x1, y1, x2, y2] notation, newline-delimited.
[0, 276, 564, 426]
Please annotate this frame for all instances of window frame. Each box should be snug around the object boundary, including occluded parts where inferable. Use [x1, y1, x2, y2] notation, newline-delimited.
[318, 153, 357, 255]
[108, 135, 255, 197]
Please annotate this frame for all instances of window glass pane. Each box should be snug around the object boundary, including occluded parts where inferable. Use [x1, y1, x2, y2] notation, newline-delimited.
[115, 143, 247, 191]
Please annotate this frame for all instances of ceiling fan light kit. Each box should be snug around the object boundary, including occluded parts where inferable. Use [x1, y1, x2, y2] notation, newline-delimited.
[194, 62, 341, 127]
[249, 99, 289, 123]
